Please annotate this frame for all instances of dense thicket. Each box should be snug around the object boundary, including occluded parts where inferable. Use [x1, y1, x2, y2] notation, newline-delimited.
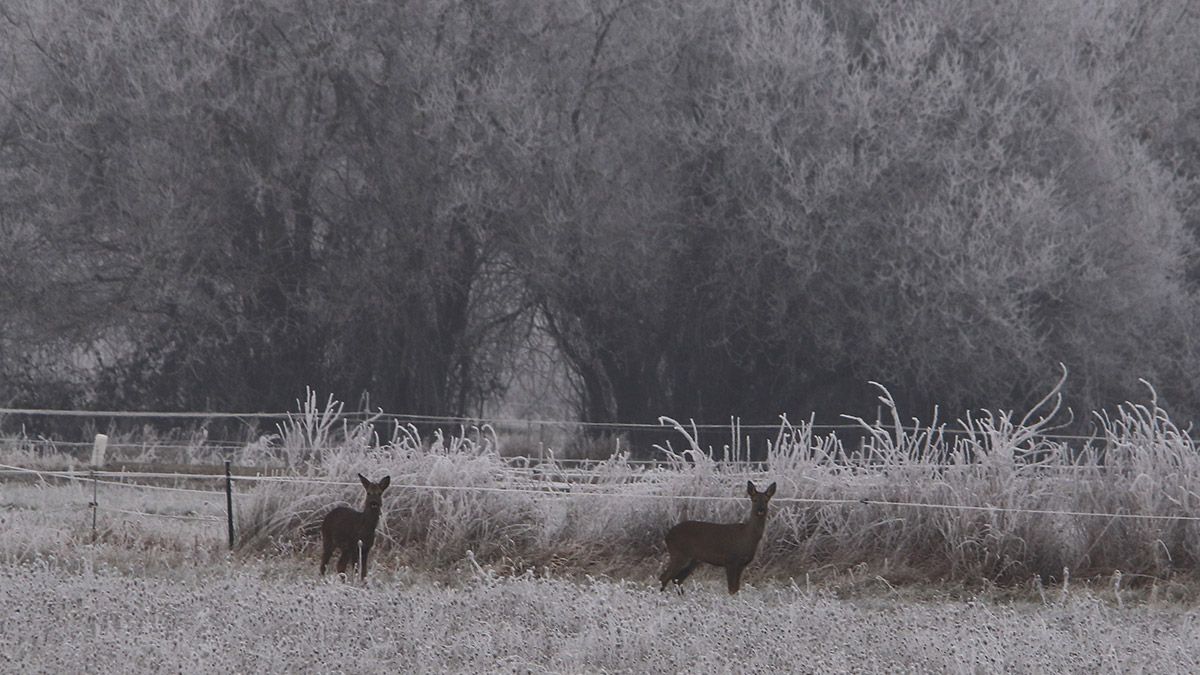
[2, 0, 1199, 433]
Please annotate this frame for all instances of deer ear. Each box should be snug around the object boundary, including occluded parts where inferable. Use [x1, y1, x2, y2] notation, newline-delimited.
[359, 473, 371, 488]
[747, 481, 756, 496]
[765, 482, 777, 497]
[378, 476, 390, 490]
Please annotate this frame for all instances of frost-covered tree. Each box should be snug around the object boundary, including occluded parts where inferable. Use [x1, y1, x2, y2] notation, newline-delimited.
[1, 0, 1198, 434]
[0, 0, 543, 415]
[515, 0, 1200, 428]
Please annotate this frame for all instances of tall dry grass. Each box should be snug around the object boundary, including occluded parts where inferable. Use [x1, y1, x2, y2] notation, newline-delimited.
[232, 372, 1200, 586]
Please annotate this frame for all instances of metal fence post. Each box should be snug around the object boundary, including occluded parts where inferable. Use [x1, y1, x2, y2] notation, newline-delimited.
[225, 460, 235, 549]
[90, 433, 106, 544]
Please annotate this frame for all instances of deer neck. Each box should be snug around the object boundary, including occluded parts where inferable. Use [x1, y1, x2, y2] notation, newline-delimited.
[359, 505, 381, 533]
[742, 509, 767, 545]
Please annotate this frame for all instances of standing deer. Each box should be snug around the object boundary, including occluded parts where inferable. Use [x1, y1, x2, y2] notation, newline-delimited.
[320, 473, 390, 580]
[659, 481, 777, 594]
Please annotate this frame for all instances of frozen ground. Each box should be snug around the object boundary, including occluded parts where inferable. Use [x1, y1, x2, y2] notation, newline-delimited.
[1, 560, 1198, 674]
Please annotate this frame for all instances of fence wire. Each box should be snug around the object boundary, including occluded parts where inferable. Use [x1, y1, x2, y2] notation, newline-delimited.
[3, 462, 1199, 524]
[0, 405, 1119, 441]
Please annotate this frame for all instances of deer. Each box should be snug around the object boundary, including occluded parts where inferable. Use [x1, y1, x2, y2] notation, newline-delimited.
[319, 473, 390, 581]
[659, 480, 777, 595]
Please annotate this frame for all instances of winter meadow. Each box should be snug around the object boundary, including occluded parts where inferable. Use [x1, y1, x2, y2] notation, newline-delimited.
[6, 0, 1200, 672]
[7, 379, 1200, 671]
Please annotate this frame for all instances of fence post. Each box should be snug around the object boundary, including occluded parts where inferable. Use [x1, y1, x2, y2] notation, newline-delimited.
[90, 434, 107, 544]
[225, 460, 235, 550]
[90, 469, 98, 544]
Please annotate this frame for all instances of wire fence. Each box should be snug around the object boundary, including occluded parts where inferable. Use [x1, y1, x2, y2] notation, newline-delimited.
[96, 506, 223, 523]
[0, 403, 1134, 492]
[0, 405, 1119, 441]
[5, 461, 1200, 540]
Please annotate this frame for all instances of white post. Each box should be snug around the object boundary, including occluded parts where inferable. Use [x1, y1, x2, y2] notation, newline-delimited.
[91, 433, 108, 467]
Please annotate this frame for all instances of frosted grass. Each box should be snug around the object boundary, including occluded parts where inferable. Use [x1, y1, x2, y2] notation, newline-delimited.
[227, 372, 1200, 586]
[1, 562, 1198, 673]
[8, 371, 1200, 589]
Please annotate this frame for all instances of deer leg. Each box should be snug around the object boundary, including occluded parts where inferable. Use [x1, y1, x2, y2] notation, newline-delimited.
[658, 555, 678, 591]
[673, 560, 699, 586]
[359, 545, 370, 580]
[659, 554, 691, 591]
[725, 563, 744, 594]
[667, 560, 700, 596]
[319, 540, 334, 577]
[336, 549, 352, 577]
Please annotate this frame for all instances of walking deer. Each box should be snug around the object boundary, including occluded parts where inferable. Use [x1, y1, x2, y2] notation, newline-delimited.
[320, 473, 390, 580]
[659, 481, 777, 594]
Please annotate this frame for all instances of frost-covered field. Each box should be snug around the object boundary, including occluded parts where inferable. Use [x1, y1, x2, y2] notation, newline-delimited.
[4, 478, 1200, 673]
[10, 386, 1200, 672]
[5, 482, 1200, 673]
[2, 561, 1199, 673]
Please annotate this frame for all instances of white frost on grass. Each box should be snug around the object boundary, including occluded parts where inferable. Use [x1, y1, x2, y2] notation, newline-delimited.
[1, 562, 1199, 673]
